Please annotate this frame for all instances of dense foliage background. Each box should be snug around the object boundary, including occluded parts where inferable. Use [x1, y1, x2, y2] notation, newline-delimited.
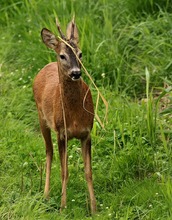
[1, 0, 172, 219]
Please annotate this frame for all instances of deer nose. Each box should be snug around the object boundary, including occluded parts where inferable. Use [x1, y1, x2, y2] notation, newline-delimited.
[70, 71, 81, 80]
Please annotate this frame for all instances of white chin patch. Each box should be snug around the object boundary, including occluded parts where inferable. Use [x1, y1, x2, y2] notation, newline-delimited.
[71, 76, 80, 81]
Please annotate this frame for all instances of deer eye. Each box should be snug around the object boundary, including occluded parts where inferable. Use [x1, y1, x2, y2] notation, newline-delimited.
[78, 52, 82, 59]
[60, 54, 66, 60]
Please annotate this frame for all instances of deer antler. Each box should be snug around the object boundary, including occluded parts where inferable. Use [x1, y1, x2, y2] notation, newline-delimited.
[70, 15, 75, 40]
[56, 18, 66, 40]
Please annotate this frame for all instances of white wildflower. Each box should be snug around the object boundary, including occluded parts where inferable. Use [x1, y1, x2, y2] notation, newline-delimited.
[101, 73, 105, 78]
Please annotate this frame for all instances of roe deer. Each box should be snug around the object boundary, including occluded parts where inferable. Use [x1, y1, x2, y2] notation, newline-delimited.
[33, 17, 96, 214]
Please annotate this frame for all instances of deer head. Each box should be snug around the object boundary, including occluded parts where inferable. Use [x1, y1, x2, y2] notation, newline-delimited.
[41, 17, 82, 81]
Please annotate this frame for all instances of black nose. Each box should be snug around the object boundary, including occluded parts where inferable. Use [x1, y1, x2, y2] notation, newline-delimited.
[70, 71, 81, 80]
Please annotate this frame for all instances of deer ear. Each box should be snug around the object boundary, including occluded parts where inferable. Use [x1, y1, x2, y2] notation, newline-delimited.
[66, 17, 79, 43]
[41, 28, 59, 50]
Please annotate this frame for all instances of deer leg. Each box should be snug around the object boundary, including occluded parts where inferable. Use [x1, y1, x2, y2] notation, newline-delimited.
[58, 136, 68, 211]
[81, 135, 96, 214]
[38, 114, 53, 199]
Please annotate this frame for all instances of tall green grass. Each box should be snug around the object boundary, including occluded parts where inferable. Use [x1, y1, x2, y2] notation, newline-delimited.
[1, 0, 172, 94]
[1, 0, 172, 219]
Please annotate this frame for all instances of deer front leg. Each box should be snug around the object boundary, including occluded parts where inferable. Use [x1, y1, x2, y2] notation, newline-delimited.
[58, 136, 68, 211]
[81, 135, 96, 214]
[39, 115, 53, 199]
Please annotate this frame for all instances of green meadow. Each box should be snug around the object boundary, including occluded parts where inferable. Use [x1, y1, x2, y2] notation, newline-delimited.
[1, 0, 172, 219]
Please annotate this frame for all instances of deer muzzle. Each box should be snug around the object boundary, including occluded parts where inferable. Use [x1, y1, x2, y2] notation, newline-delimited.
[70, 70, 81, 81]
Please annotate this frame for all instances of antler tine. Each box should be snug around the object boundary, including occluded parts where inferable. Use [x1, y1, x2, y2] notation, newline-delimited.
[70, 15, 75, 40]
[72, 14, 75, 23]
[56, 18, 66, 40]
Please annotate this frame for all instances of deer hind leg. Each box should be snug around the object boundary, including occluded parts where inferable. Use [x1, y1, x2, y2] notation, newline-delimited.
[58, 136, 68, 211]
[38, 114, 53, 199]
[81, 135, 96, 214]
